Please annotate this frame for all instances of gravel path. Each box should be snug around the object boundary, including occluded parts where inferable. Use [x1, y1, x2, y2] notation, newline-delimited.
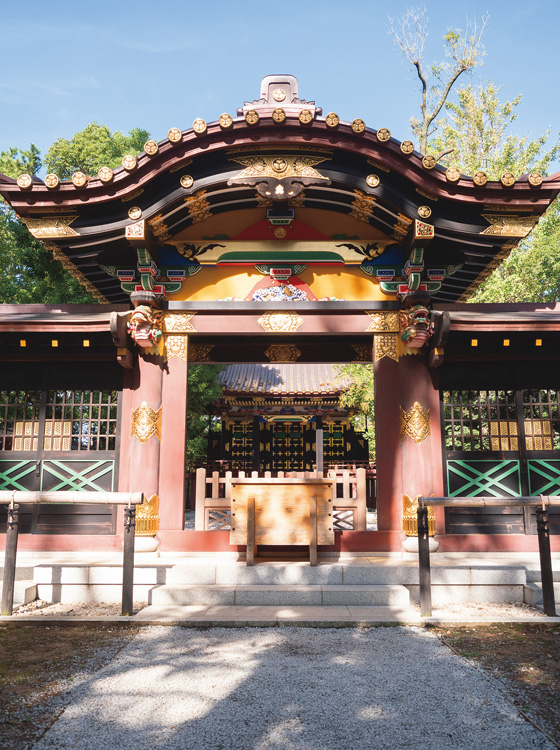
[34, 626, 553, 750]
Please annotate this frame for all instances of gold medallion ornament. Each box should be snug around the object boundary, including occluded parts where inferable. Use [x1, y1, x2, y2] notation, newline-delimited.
[273, 88, 286, 102]
[366, 174, 380, 188]
[180, 175, 194, 189]
[245, 110, 259, 125]
[400, 402, 431, 444]
[131, 402, 162, 444]
[257, 311, 304, 332]
[265, 344, 301, 362]
[351, 118, 366, 133]
[299, 109, 313, 124]
[325, 112, 339, 128]
[168, 128, 183, 143]
[144, 140, 159, 155]
[376, 128, 391, 142]
[400, 140, 414, 154]
[272, 108, 286, 123]
[528, 172, 543, 187]
[128, 206, 142, 220]
[501, 171, 516, 187]
[473, 171, 488, 186]
[122, 155, 137, 171]
[193, 118, 207, 134]
[44, 173, 60, 189]
[71, 171, 88, 187]
[418, 205, 432, 219]
[219, 113, 233, 129]
[98, 166, 113, 183]
[272, 157, 288, 173]
[422, 155, 436, 170]
[17, 174, 33, 189]
[446, 167, 461, 182]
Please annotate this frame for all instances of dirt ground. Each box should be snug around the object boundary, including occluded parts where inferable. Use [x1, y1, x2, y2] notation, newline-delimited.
[0, 623, 138, 750]
[433, 624, 560, 745]
[0, 622, 558, 749]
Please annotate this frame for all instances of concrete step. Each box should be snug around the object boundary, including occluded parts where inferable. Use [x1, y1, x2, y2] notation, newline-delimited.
[523, 582, 560, 608]
[13, 582, 37, 606]
[149, 584, 410, 607]
[132, 604, 421, 626]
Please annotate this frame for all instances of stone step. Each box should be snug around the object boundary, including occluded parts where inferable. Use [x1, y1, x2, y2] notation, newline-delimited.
[523, 582, 560, 608]
[13, 582, 37, 607]
[149, 584, 410, 607]
[132, 604, 421, 626]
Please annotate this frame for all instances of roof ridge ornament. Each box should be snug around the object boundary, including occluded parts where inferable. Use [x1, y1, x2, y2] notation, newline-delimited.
[237, 75, 322, 119]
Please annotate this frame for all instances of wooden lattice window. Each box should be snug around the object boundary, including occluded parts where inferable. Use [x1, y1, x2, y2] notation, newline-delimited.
[0, 391, 42, 451]
[522, 390, 559, 451]
[443, 391, 516, 452]
[44, 390, 118, 451]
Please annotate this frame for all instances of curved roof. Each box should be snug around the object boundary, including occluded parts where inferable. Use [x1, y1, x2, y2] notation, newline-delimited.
[220, 363, 347, 396]
[1, 74, 559, 304]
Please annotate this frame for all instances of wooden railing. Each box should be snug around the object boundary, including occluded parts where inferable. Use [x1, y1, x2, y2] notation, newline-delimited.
[194, 467, 367, 532]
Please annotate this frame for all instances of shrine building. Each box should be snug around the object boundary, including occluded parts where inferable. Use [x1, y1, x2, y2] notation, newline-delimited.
[1, 74, 560, 555]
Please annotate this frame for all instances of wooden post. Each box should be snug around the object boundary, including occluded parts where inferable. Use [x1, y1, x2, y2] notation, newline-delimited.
[121, 505, 136, 616]
[194, 467, 207, 530]
[246, 495, 255, 566]
[356, 468, 367, 530]
[252, 415, 260, 473]
[1, 503, 19, 616]
[417, 505, 432, 617]
[536, 505, 557, 617]
[315, 416, 324, 473]
[309, 494, 318, 566]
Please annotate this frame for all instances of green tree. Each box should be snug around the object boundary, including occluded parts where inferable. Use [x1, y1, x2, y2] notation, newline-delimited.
[335, 363, 375, 460]
[44, 123, 150, 178]
[471, 200, 560, 303]
[389, 6, 487, 155]
[0, 144, 41, 179]
[428, 82, 560, 178]
[186, 365, 225, 469]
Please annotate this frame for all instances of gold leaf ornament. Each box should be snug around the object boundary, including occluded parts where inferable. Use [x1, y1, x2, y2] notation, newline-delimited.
[131, 402, 162, 444]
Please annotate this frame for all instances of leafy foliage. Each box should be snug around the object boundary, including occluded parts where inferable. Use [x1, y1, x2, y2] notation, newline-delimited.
[0, 144, 41, 179]
[186, 365, 224, 469]
[428, 82, 560, 178]
[335, 363, 375, 459]
[389, 7, 487, 154]
[44, 123, 150, 179]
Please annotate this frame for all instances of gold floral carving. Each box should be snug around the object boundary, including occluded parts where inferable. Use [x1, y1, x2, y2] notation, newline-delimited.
[352, 344, 372, 362]
[257, 312, 304, 332]
[416, 188, 438, 201]
[350, 189, 377, 223]
[121, 188, 144, 202]
[374, 334, 399, 362]
[46, 243, 108, 303]
[169, 157, 192, 173]
[131, 402, 162, 444]
[21, 216, 79, 239]
[184, 189, 212, 224]
[402, 495, 436, 537]
[164, 335, 188, 362]
[162, 313, 197, 333]
[265, 344, 301, 362]
[481, 214, 538, 238]
[135, 494, 160, 537]
[365, 311, 400, 333]
[162, 313, 196, 362]
[231, 155, 329, 181]
[400, 402, 431, 444]
[189, 344, 214, 362]
[367, 158, 390, 173]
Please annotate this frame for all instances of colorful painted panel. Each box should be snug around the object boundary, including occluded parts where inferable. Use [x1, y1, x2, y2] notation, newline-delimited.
[528, 460, 560, 496]
[0, 459, 38, 491]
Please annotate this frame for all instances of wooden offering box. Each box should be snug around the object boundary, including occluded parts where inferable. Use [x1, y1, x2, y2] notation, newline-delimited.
[230, 478, 334, 565]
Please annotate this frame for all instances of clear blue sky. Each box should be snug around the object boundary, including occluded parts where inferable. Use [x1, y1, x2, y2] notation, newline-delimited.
[2, 0, 559, 175]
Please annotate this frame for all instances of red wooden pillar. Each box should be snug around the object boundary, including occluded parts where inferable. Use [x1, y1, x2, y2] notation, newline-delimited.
[398, 354, 436, 506]
[129, 351, 164, 504]
[158, 353, 188, 530]
[374, 352, 403, 532]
